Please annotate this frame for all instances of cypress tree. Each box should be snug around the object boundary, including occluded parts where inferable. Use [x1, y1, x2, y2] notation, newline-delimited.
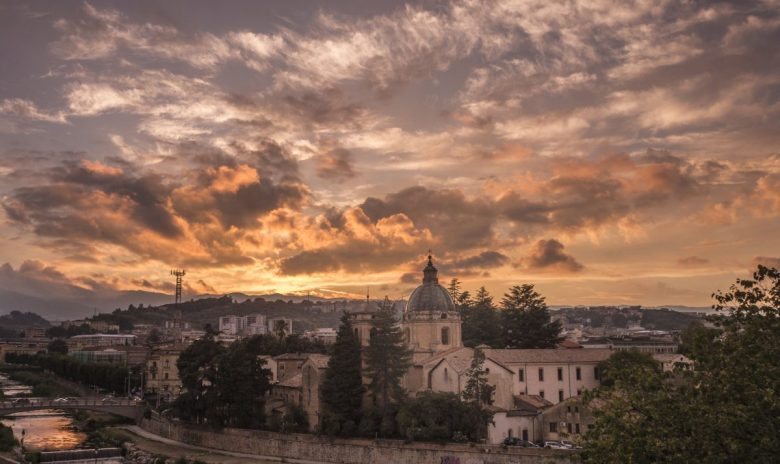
[320, 312, 364, 431]
[365, 297, 412, 433]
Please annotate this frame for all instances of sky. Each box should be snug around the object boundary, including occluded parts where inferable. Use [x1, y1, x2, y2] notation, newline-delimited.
[0, 0, 779, 315]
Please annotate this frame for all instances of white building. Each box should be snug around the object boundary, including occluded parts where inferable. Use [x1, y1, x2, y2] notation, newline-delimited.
[218, 315, 244, 335]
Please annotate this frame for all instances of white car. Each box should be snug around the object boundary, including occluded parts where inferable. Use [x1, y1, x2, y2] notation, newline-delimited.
[544, 440, 572, 450]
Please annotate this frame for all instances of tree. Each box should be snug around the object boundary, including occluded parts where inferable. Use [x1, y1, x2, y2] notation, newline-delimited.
[500, 284, 563, 348]
[397, 391, 474, 442]
[175, 329, 224, 424]
[273, 319, 288, 339]
[582, 265, 780, 463]
[320, 312, 364, 434]
[461, 287, 501, 347]
[364, 297, 412, 436]
[447, 278, 473, 310]
[47, 339, 68, 355]
[212, 339, 272, 428]
[461, 347, 495, 441]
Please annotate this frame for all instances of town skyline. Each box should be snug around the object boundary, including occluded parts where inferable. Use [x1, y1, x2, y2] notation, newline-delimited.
[2, 0, 780, 315]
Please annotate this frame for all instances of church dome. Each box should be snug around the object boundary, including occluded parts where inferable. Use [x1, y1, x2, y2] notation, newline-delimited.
[405, 254, 456, 313]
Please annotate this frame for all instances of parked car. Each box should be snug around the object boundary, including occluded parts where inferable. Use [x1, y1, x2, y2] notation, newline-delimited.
[503, 437, 540, 447]
[544, 440, 572, 450]
[12, 398, 31, 405]
[101, 397, 119, 405]
[53, 397, 79, 405]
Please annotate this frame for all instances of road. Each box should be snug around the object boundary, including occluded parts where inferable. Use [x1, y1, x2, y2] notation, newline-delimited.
[115, 425, 327, 464]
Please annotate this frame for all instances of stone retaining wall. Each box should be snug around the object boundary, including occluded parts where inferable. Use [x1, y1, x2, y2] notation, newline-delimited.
[140, 417, 575, 464]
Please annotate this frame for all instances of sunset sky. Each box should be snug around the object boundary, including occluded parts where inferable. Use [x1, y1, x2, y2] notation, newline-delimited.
[1, 0, 779, 314]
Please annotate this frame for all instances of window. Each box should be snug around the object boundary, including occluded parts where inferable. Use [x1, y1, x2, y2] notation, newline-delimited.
[576, 367, 581, 380]
[444, 368, 449, 380]
[549, 422, 557, 433]
[557, 367, 563, 381]
[559, 390, 564, 402]
[575, 423, 580, 434]
[539, 390, 545, 399]
[575, 406, 579, 413]
[518, 369, 524, 382]
[441, 327, 450, 345]
[522, 429, 529, 441]
[577, 389, 582, 396]
[538, 368, 544, 381]
[440, 313, 448, 319]
[594, 366, 600, 380]
[567, 406, 571, 413]
[164, 373, 169, 380]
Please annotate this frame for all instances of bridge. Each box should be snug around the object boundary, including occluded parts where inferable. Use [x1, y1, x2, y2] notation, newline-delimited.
[0, 398, 145, 420]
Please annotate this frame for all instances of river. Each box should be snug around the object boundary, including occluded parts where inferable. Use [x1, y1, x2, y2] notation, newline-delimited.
[0, 374, 87, 451]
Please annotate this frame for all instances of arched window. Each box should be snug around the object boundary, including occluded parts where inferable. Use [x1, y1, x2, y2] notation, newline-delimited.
[444, 367, 449, 380]
[441, 326, 450, 345]
[440, 313, 448, 319]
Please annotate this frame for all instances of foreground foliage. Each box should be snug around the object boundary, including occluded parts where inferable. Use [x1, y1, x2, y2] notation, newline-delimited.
[583, 265, 780, 463]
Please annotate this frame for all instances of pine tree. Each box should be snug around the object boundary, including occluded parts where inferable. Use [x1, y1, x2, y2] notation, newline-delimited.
[461, 286, 501, 347]
[364, 297, 412, 433]
[461, 347, 495, 441]
[500, 284, 563, 348]
[320, 312, 365, 431]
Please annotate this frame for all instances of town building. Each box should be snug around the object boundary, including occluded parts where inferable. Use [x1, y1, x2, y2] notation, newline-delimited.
[0, 338, 51, 361]
[145, 345, 184, 401]
[274, 352, 317, 382]
[70, 348, 127, 365]
[541, 397, 600, 444]
[68, 334, 136, 349]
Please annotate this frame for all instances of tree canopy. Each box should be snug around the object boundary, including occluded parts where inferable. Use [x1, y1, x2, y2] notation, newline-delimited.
[500, 284, 563, 348]
[582, 265, 780, 463]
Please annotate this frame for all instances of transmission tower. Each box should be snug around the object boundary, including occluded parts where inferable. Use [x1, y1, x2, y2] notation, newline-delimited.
[170, 269, 186, 335]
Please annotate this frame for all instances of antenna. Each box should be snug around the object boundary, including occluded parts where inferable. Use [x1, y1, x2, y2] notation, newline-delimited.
[170, 269, 186, 337]
[171, 269, 186, 305]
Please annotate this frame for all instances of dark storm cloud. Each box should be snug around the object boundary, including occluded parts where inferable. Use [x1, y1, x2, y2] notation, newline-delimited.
[360, 186, 496, 250]
[315, 148, 356, 180]
[522, 239, 584, 272]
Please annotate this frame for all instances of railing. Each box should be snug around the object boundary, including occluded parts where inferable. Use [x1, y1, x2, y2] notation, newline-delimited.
[0, 397, 143, 410]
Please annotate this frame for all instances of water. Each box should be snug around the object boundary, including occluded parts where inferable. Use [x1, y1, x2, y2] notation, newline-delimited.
[0, 374, 87, 451]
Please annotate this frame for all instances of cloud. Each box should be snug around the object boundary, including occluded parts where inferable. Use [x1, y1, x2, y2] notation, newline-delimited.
[0, 99, 67, 123]
[521, 239, 584, 273]
[752, 256, 780, 270]
[315, 148, 356, 180]
[678, 256, 709, 266]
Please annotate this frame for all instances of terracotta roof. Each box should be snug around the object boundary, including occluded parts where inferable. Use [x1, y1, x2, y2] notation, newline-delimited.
[558, 339, 582, 349]
[514, 394, 552, 411]
[484, 348, 613, 364]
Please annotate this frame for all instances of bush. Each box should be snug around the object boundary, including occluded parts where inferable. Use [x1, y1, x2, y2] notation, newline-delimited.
[0, 424, 17, 451]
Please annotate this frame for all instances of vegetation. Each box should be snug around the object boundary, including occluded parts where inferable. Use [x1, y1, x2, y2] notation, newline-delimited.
[452, 282, 563, 348]
[47, 338, 69, 354]
[500, 284, 563, 348]
[6, 353, 128, 394]
[364, 297, 412, 436]
[45, 323, 96, 339]
[0, 424, 17, 451]
[8, 371, 81, 397]
[459, 286, 501, 347]
[397, 392, 474, 442]
[582, 265, 780, 463]
[461, 347, 495, 441]
[320, 313, 364, 435]
[175, 329, 272, 428]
